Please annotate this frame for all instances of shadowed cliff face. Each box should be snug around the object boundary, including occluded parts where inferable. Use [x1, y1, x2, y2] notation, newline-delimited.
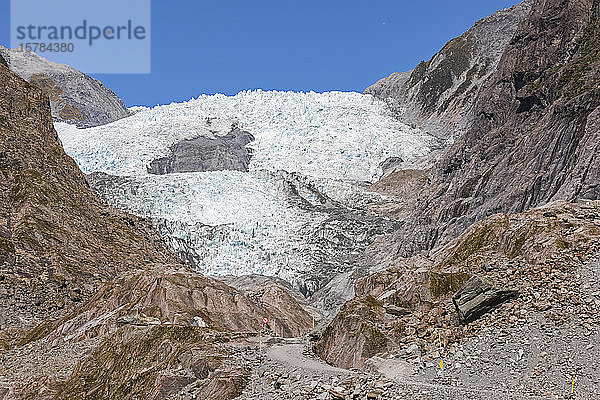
[374, 0, 600, 259]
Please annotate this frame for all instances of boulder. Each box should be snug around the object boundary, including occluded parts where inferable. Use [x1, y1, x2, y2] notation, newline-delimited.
[452, 276, 518, 324]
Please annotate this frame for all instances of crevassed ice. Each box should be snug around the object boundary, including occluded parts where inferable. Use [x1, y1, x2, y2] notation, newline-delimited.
[57, 90, 434, 181]
[97, 170, 320, 282]
[56, 90, 435, 281]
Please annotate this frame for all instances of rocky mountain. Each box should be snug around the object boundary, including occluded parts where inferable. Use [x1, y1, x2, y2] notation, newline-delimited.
[312, 0, 600, 397]
[0, 59, 175, 330]
[370, 0, 600, 259]
[3, 0, 600, 397]
[365, 0, 533, 141]
[0, 47, 129, 128]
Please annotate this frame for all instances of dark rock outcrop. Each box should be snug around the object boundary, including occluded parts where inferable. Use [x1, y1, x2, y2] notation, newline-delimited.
[452, 276, 518, 324]
[365, 0, 533, 140]
[147, 128, 254, 174]
[0, 47, 129, 127]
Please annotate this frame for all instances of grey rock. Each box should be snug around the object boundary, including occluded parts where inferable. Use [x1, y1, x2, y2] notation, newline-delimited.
[0, 46, 129, 127]
[365, 0, 533, 141]
[384, 304, 410, 316]
[147, 128, 254, 174]
[452, 276, 518, 324]
[405, 344, 421, 358]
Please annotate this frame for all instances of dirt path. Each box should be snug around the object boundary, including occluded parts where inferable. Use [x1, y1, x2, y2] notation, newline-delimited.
[230, 337, 556, 400]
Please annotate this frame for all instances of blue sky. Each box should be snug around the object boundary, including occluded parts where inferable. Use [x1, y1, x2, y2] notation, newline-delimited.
[0, 0, 521, 106]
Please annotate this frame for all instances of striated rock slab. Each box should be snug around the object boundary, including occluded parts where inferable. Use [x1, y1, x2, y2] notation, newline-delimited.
[147, 128, 255, 174]
[452, 275, 518, 324]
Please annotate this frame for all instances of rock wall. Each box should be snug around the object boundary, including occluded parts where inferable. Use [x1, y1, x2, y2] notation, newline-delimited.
[365, 0, 533, 141]
[373, 0, 600, 259]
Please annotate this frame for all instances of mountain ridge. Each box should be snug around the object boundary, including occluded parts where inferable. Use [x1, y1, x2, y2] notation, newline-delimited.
[0, 46, 129, 128]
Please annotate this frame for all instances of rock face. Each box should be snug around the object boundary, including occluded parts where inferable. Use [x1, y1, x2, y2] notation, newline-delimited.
[365, 0, 533, 140]
[147, 128, 255, 174]
[0, 47, 129, 127]
[452, 276, 518, 324]
[0, 60, 176, 329]
[314, 295, 390, 369]
[371, 0, 600, 259]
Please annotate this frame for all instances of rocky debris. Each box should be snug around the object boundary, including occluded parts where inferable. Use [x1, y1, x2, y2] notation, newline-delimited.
[226, 338, 555, 399]
[147, 127, 255, 174]
[413, 250, 600, 398]
[452, 276, 519, 324]
[0, 60, 177, 330]
[365, 0, 533, 141]
[0, 47, 129, 127]
[378, 156, 404, 177]
[56, 326, 251, 400]
[384, 304, 410, 317]
[0, 265, 315, 398]
[316, 201, 600, 388]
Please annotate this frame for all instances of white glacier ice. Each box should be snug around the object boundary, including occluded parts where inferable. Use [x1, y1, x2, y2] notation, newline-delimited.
[58, 90, 434, 180]
[56, 90, 435, 283]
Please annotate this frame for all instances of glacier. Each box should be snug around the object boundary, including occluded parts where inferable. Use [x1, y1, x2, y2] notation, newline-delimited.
[56, 90, 435, 293]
